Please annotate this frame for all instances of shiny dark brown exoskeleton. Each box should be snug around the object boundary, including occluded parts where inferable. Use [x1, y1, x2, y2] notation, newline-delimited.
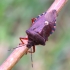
[19, 10, 57, 53]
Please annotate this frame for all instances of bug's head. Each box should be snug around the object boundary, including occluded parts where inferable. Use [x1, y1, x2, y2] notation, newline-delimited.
[27, 40, 34, 48]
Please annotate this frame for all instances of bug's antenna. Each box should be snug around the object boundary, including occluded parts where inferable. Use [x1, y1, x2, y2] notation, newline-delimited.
[8, 44, 27, 51]
[31, 48, 33, 68]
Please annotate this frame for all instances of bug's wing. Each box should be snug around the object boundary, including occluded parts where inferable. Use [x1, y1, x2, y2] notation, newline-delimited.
[41, 10, 57, 41]
[45, 10, 57, 23]
[45, 10, 57, 34]
[30, 10, 57, 34]
[29, 15, 46, 33]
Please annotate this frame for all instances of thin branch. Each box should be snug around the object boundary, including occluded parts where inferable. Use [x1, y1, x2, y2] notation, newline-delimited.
[0, 40, 29, 70]
[47, 0, 68, 13]
[0, 0, 68, 70]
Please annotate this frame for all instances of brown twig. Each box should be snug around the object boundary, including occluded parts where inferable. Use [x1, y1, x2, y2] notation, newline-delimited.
[0, 40, 29, 70]
[0, 0, 68, 70]
[47, 0, 68, 13]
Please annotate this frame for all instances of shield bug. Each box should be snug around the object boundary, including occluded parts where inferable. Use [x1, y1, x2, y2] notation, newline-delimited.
[19, 9, 57, 53]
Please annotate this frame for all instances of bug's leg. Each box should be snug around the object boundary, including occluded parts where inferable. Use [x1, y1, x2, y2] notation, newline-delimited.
[28, 45, 35, 53]
[30, 18, 36, 26]
[19, 37, 28, 54]
[19, 37, 28, 45]
[32, 46, 35, 53]
[31, 18, 36, 23]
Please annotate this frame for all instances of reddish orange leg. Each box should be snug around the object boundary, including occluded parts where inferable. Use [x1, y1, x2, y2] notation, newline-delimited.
[19, 37, 35, 54]
[19, 37, 28, 54]
[19, 37, 28, 45]
[31, 18, 36, 26]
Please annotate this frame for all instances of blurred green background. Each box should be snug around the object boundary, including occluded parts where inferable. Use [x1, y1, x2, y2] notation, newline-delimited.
[0, 0, 70, 70]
